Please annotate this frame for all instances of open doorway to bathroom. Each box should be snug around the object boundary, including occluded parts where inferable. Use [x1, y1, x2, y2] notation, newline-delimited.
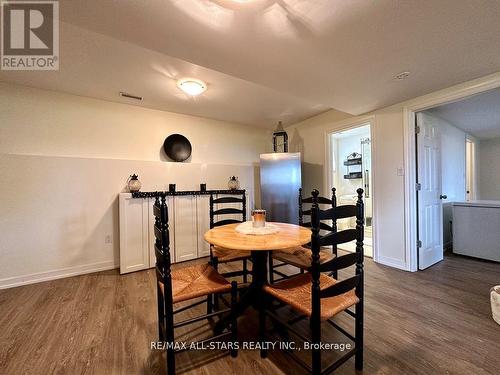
[328, 124, 373, 257]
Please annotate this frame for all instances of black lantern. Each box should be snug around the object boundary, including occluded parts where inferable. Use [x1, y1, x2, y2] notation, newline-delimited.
[273, 121, 288, 153]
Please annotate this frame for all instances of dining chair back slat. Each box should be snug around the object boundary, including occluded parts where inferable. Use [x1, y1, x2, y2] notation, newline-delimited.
[213, 207, 244, 216]
[212, 196, 245, 204]
[318, 228, 358, 246]
[212, 219, 243, 227]
[300, 221, 335, 232]
[317, 251, 362, 273]
[317, 205, 357, 221]
[319, 274, 362, 298]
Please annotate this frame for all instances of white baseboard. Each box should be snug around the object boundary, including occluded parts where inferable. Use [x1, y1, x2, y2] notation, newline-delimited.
[376, 255, 409, 271]
[0, 260, 118, 290]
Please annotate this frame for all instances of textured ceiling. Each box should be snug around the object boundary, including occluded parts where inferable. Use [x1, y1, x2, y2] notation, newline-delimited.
[427, 88, 500, 139]
[2, 0, 500, 127]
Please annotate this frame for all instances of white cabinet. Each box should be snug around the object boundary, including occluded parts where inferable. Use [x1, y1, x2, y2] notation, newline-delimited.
[119, 194, 150, 274]
[119, 192, 250, 274]
[196, 195, 211, 257]
[173, 196, 198, 263]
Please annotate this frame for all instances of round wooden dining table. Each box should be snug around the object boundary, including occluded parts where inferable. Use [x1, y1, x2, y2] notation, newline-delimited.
[204, 222, 311, 332]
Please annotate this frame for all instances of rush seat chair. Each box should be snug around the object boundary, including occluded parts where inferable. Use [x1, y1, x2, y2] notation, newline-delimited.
[261, 188, 365, 375]
[153, 194, 238, 375]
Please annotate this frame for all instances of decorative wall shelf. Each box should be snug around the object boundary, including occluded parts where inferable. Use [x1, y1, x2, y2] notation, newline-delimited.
[343, 158, 362, 166]
[344, 152, 363, 180]
[131, 189, 245, 198]
[344, 172, 363, 179]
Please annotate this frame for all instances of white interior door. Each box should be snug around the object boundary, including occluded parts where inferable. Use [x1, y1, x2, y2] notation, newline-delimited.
[417, 113, 444, 270]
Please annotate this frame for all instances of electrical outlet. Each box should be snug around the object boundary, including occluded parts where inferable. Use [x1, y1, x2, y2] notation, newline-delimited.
[397, 167, 405, 176]
[105, 235, 112, 244]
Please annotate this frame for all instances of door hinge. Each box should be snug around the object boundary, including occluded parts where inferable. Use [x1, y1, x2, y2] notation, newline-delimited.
[415, 125, 421, 135]
[416, 183, 422, 191]
[417, 240, 422, 248]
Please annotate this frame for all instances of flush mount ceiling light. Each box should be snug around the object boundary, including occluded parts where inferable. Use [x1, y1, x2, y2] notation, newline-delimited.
[176, 78, 207, 96]
[394, 71, 410, 80]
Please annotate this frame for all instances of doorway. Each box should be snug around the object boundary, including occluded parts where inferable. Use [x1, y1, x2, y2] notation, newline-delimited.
[404, 75, 500, 272]
[414, 90, 495, 270]
[327, 123, 373, 257]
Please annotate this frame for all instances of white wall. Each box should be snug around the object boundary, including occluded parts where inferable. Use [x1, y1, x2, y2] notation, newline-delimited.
[479, 137, 500, 200]
[287, 110, 353, 196]
[287, 107, 407, 270]
[0, 82, 269, 288]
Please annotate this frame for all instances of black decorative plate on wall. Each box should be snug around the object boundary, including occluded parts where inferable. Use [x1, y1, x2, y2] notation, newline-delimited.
[163, 134, 192, 162]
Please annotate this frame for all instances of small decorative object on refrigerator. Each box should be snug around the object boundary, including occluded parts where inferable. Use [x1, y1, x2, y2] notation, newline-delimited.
[228, 176, 240, 190]
[127, 174, 142, 192]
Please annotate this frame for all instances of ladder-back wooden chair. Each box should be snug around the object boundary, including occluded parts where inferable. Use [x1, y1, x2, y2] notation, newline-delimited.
[154, 194, 238, 375]
[261, 188, 364, 375]
[269, 188, 338, 282]
[209, 192, 251, 283]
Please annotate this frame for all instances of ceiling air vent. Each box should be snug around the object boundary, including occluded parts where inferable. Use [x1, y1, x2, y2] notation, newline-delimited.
[119, 92, 143, 101]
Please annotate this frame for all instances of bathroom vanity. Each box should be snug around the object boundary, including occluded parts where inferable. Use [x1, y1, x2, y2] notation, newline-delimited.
[452, 201, 500, 262]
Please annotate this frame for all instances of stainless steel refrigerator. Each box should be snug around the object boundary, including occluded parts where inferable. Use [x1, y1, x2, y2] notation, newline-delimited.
[260, 152, 302, 224]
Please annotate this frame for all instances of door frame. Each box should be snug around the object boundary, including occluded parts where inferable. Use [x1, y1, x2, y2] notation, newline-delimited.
[324, 116, 379, 261]
[403, 73, 500, 271]
[465, 136, 478, 202]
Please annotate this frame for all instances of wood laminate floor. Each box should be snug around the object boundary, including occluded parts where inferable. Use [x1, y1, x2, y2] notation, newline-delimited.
[1, 253, 499, 375]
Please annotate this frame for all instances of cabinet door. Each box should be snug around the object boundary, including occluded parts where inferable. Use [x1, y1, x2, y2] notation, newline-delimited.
[174, 196, 198, 263]
[244, 191, 252, 220]
[196, 195, 211, 258]
[119, 194, 149, 274]
[148, 196, 175, 267]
